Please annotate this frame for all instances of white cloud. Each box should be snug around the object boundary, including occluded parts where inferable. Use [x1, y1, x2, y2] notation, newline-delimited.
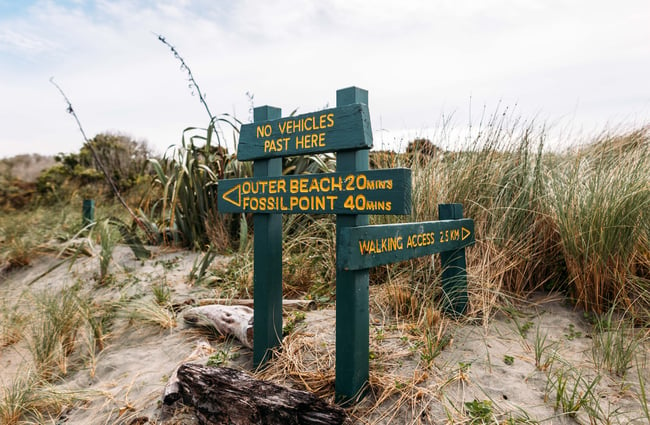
[1, 0, 649, 157]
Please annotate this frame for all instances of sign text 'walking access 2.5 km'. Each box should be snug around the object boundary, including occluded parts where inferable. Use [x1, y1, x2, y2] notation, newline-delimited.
[217, 168, 411, 215]
[337, 219, 475, 270]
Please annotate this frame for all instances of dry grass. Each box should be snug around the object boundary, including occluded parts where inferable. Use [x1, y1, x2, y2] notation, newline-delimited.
[25, 287, 84, 381]
[0, 369, 86, 425]
[124, 298, 178, 330]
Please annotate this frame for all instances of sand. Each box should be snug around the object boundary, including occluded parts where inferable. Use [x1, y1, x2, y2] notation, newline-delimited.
[1, 245, 648, 424]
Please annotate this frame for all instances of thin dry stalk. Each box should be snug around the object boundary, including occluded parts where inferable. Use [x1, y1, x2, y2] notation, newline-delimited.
[50, 78, 157, 244]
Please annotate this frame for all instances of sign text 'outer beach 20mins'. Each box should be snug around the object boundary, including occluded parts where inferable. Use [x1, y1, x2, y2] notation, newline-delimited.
[217, 169, 411, 215]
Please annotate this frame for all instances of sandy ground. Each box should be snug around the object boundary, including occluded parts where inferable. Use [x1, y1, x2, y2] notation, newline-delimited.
[1, 245, 648, 424]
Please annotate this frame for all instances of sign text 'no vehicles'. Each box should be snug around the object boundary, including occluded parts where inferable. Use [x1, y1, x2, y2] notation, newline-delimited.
[217, 168, 411, 215]
[237, 103, 372, 161]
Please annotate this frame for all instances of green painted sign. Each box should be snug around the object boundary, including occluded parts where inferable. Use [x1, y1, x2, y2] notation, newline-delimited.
[217, 168, 411, 215]
[338, 219, 475, 270]
[237, 103, 372, 161]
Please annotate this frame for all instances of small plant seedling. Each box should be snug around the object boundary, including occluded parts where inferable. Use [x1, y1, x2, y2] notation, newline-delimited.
[420, 330, 451, 367]
[592, 309, 640, 378]
[517, 321, 534, 339]
[157, 256, 181, 270]
[206, 350, 230, 367]
[152, 282, 172, 306]
[504, 355, 514, 365]
[374, 327, 385, 342]
[458, 362, 472, 381]
[564, 323, 582, 341]
[465, 399, 494, 424]
[545, 365, 600, 417]
[282, 311, 306, 336]
[459, 361, 472, 372]
[533, 323, 557, 371]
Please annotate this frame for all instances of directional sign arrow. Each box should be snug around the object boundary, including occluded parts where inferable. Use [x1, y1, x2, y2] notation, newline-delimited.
[462, 226, 471, 241]
[221, 184, 241, 207]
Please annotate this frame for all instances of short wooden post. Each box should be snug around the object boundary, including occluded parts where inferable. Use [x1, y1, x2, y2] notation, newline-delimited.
[438, 203, 468, 317]
[335, 87, 370, 403]
[82, 199, 95, 226]
[253, 106, 284, 366]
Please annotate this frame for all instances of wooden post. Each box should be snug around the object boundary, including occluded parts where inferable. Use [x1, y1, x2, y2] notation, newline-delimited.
[253, 105, 283, 366]
[438, 203, 468, 317]
[82, 199, 95, 226]
[335, 86, 370, 403]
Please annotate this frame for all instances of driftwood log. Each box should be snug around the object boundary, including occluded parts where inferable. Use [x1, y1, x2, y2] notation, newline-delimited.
[162, 339, 215, 405]
[183, 305, 254, 348]
[197, 298, 317, 311]
[174, 364, 348, 425]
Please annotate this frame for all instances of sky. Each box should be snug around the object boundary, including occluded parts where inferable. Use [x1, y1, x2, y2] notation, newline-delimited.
[1, 0, 649, 158]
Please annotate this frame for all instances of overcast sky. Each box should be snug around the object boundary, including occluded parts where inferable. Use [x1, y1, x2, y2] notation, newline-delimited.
[1, 0, 649, 158]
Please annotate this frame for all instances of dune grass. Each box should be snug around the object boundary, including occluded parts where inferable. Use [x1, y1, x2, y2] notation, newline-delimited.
[25, 286, 84, 381]
[395, 122, 650, 324]
[1, 107, 648, 423]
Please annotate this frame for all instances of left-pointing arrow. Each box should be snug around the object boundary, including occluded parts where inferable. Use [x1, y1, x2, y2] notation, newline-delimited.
[222, 184, 241, 207]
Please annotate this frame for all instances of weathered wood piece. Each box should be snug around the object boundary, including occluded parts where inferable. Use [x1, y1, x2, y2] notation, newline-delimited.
[218, 168, 412, 215]
[175, 364, 349, 425]
[338, 219, 475, 270]
[238, 103, 372, 161]
[183, 305, 254, 349]
[162, 339, 214, 405]
[197, 298, 316, 311]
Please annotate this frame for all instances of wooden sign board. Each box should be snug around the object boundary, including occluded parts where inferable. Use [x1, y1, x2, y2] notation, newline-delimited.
[338, 219, 475, 270]
[217, 168, 411, 215]
[237, 103, 372, 161]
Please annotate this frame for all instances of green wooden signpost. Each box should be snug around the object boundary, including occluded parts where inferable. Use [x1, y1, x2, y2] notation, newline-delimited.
[216, 86, 475, 402]
[251, 106, 283, 366]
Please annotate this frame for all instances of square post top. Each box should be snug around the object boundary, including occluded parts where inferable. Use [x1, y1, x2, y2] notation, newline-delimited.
[336, 87, 368, 106]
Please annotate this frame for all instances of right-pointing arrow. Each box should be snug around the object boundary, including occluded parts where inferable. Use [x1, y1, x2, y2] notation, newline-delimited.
[461, 227, 471, 241]
[222, 184, 241, 207]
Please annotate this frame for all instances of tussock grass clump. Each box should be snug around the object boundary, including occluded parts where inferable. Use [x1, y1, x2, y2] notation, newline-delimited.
[0, 300, 26, 347]
[403, 111, 557, 320]
[389, 115, 649, 324]
[0, 370, 86, 424]
[544, 361, 602, 420]
[26, 286, 84, 380]
[550, 128, 650, 315]
[124, 297, 177, 330]
[591, 307, 645, 378]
